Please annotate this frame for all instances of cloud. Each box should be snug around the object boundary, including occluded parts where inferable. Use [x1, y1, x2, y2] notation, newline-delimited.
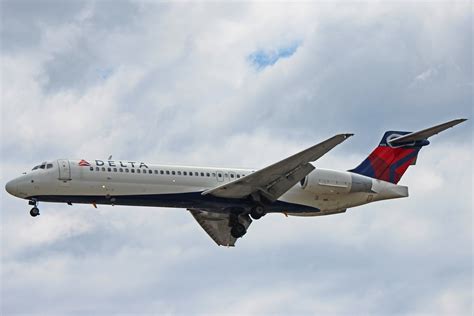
[1, 1, 472, 315]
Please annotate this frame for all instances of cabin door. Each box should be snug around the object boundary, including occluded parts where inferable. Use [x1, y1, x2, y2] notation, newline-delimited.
[57, 159, 71, 181]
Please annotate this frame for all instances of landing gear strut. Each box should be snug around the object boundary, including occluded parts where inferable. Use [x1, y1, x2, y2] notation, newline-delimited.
[28, 200, 40, 217]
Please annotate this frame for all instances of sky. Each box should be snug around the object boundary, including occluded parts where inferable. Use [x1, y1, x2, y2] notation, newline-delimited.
[1, 1, 472, 315]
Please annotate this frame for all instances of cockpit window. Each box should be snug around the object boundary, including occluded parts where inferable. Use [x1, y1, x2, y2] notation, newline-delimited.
[33, 162, 53, 170]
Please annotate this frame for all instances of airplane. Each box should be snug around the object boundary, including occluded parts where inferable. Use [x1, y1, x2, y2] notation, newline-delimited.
[4, 119, 467, 246]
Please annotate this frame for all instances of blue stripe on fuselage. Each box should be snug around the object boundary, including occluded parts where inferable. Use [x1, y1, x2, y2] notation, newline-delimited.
[29, 191, 320, 213]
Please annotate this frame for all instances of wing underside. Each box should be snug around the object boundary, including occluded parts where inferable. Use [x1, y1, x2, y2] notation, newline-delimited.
[189, 209, 252, 247]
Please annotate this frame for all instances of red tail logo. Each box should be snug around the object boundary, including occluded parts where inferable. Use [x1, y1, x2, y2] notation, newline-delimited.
[78, 159, 91, 167]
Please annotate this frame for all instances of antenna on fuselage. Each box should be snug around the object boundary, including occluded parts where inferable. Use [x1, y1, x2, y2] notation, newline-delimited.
[108, 155, 112, 160]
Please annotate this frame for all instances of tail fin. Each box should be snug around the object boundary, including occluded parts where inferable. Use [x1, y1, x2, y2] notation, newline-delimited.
[349, 119, 467, 184]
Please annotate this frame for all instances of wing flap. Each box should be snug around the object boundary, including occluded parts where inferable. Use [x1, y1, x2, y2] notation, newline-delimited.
[258, 163, 315, 202]
[202, 133, 353, 200]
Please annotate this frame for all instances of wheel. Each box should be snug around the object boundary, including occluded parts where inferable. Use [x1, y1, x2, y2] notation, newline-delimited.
[231, 223, 246, 238]
[250, 205, 266, 220]
[29, 207, 40, 217]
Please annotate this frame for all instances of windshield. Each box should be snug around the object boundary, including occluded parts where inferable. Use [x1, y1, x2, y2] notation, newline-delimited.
[32, 162, 53, 170]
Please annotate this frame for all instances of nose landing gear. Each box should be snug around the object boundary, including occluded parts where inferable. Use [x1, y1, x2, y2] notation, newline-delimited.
[28, 200, 40, 217]
[30, 207, 40, 217]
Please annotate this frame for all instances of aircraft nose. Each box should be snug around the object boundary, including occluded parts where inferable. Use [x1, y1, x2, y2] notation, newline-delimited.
[5, 180, 18, 197]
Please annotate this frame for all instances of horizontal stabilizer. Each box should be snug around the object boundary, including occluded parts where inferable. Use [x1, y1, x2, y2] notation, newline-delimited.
[389, 119, 467, 146]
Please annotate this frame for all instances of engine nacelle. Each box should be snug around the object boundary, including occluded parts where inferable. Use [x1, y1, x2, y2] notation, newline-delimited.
[301, 169, 373, 195]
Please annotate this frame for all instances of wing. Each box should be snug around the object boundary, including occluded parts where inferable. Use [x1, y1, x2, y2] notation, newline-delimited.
[389, 118, 467, 145]
[189, 208, 252, 247]
[202, 133, 353, 201]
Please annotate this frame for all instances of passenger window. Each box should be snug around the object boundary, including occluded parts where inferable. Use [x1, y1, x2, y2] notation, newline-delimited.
[212, 173, 216, 177]
[183, 171, 187, 176]
[218, 173, 222, 177]
[90, 167, 93, 171]
[237, 175, 240, 178]
[107, 168, 111, 172]
[119, 168, 123, 172]
[189, 172, 193, 176]
[125, 168, 129, 173]
[137, 169, 141, 174]
[96, 167, 100, 171]
[102, 167, 106, 171]
[166, 170, 170, 175]
[200, 172, 204, 176]
[113, 168, 117, 172]
[230, 174, 234, 178]
[154, 170, 158, 174]
[177, 171, 181, 175]
[195, 172, 199, 176]
[172, 171, 175, 175]
[131, 169, 135, 173]
[149, 170, 153, 174]
[160, 170, 164, 175]
[206, 173, 210, 177]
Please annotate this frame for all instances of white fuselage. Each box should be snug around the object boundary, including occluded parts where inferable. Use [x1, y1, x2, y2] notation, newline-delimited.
[5, 159, 409, 216]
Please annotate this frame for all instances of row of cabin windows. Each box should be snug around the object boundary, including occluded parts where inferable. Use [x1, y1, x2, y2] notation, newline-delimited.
[89, 166, 244, 179]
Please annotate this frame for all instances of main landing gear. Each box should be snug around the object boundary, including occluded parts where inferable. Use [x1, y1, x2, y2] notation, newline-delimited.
[230, 222, 246, 239]
[28, 200, 40, 217]
[250, 205, 266, 220]
[228, 205, 267, 239]
[229, 212, 248, 239]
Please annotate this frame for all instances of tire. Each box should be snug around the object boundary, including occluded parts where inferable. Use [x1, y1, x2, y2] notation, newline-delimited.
[30, 207, 40, 217]
[231, 223, 246, 238]
[250, 206, 266, 220]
